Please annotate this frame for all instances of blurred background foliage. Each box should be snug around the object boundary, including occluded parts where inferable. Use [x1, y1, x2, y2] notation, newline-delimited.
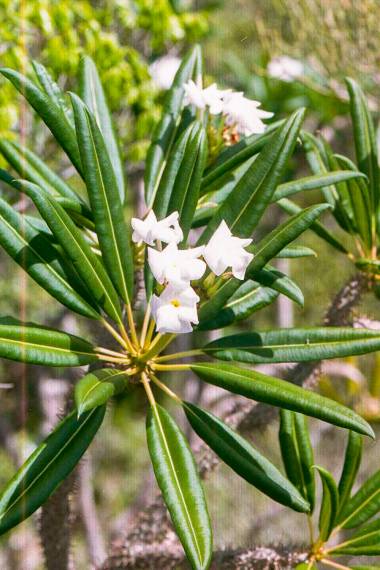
[1, 1, 380, 568]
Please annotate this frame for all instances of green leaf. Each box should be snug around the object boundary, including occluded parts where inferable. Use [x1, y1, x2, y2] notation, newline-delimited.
[338, 469, 380, 529]
[0, 406, 105, 535]
[335, 154, 373, 249]
[332, 518, 380, 555]
[316, 466, 339, 542]
[145, 45, 200, 206]
[71, 93, 134, 303]
[0, 196, 99, 319]
[272, 171, 367, 202]
[0, 68, 82, 175]
[184, 402, 309, 513]
[346, 77, 380, 210]
[0, 322, 97, 367]
[153, 121, 207, 241]
[79, 55, 125, 204]
[275, 245, 316, 258]
[0, 140, 83, 203]
[197, 187, 313, 321]
[201, 121, 284, 193]
[337, 431, 362, 515]
[203, 327, 380, 365]
[278, 198, 348, 254]
[32, 60, 73, 124]
[146, 403, 212, 570]
[75, 368, 127, 416]
[190, 362, 374, 438]
[198, 109, 305, 244]
[246, 204, 330, 274]
[198, 266, 303, 326]
[197, 280, 278, 331]
[251, 266, 304, 306]
[19, 181, 122, 323]
[279, 410, 315, 512]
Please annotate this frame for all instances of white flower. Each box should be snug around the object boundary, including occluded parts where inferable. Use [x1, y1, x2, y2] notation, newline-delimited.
[131, 211, 183, 246]
[183, 80, 225, 115]
[267, 56, 304, 82]
[149, 55, 181, 90]
[222, 92, 273, 136]
[148, 242, 206, 290]
[203, 220, 254, 280]
[152, 285, 199, 334]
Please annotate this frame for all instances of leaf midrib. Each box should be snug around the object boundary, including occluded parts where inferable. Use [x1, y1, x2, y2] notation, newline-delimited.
[85, 111, 129, 302]
[153, 405, 203, 562]
[0, 409, 98, 521]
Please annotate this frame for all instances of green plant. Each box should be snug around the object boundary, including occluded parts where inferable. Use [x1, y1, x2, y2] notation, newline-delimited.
[278, 78, 380, 287]
[280, 411, 380, 570]
[0, 47, 379, 570]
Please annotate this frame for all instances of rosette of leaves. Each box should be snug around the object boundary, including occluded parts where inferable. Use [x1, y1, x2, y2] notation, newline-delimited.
[0, 47, 379, 570]
[274, 78, 380, 297]
[280, 412, 380, 569]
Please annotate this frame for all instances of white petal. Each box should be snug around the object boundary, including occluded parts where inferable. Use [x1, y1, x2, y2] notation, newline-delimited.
[148, 248, 165, 283]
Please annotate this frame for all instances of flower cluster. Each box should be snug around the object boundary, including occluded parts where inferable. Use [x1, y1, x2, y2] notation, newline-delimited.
[131, 212, 253, 334]
[183, 80, 273, 136]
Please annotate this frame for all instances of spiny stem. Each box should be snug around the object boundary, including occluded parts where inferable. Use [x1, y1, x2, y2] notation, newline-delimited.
[126, 303, 139, 347]
[141, 371, 156, 407]
[151, 363, 191, 372]
[155, 348, 203, 362]
[140, 304, 151, 348]
[150, 374, 182, 404]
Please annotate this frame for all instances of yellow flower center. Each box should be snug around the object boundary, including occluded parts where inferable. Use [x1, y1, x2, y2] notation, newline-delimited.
[170, 299, 181, 308]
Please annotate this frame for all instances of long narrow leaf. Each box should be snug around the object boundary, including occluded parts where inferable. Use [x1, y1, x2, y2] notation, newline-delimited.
[185, 402, 309, 512]
[79, 55, 125, 203]
[146, 403, 212, 570]
[0, 196, 99, 319]
[145, 45, 200, 206]
[0, 140, 83, 203]
[316, 466, 339, 542]
[203, 327, 380, 364]
[71, 94, 134, 303]
[278, 198, 348, 254]
[191, 362, 374, 438]
[19, 181, 122, 323]
[198, 280, 278, 331]
[0, 322, 97, 366]
[198, 109, 305, 243]
[338, 469, 380, 529]
[0, 68, 82, 175]
[337, 431, 362, 516]
[272, 171, 367, 202]
[0, 406, 105, 535]
[346, 77, 380, 210]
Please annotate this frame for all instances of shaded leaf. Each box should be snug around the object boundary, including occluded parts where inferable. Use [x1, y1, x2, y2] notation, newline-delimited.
[185, 402, 309, 512]
[316, 466, 339, 542]
[0, 406, 105, 535]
